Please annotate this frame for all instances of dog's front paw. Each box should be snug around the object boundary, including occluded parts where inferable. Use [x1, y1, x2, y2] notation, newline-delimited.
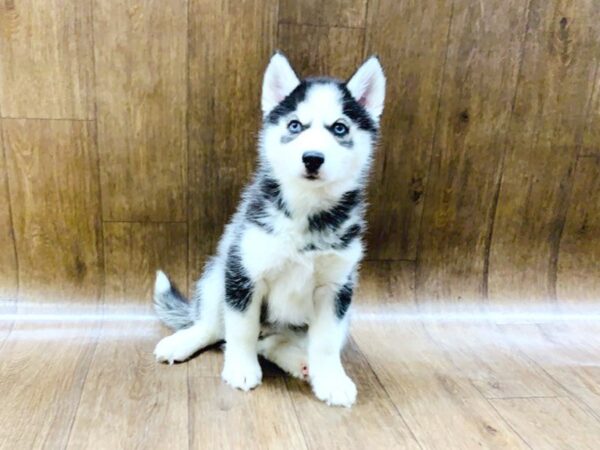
[221, 356, 263, 391]
[153, 333, 193, 364]
[311, 370, 357, 407]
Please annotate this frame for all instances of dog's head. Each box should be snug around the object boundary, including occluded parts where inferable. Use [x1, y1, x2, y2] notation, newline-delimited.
[259, 52, 385, 194]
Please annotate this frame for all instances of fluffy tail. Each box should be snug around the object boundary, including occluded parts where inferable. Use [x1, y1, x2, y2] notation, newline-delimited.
[153, 270, 194, 330]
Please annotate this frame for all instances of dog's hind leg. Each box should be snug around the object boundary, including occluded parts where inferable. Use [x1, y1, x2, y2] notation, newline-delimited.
[258, 331, 308, 379]
[154, 261, 225, 364]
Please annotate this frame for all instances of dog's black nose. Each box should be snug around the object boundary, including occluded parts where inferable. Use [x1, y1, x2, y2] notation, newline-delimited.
[302, 151, 325, 173]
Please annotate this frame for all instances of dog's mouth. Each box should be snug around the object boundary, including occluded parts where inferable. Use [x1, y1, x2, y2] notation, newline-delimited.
[303, 173, 320, 181]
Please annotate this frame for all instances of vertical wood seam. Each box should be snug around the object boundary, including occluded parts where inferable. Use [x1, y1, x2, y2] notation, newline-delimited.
[413, 0, 455, 292]
[482, 0, 533, 301]
[360, 0, 370, 61]
[184, 0, 190, 296]
[578, 59, 600, 158]
[0, 120, 20, 305]
[90, 0, 106, 312]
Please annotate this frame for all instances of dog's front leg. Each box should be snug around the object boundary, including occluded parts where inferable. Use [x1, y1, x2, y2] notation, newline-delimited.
[308, 284, 357, 407]
[221, 281, 265, 391]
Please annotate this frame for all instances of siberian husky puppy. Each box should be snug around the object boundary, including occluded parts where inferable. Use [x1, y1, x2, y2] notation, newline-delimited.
[153, 52, 385, 407]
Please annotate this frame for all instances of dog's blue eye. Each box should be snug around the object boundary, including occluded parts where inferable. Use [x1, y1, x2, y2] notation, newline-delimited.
[332, 122, 349, 136]
[287, 120, 303, 133]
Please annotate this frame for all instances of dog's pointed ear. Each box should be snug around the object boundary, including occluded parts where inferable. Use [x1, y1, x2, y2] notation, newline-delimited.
[262, 52, 300, 116]
[347, 56, 386, 121]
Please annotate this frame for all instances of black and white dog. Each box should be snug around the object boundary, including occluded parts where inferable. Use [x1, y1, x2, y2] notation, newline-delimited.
[153, 53, 385, 407]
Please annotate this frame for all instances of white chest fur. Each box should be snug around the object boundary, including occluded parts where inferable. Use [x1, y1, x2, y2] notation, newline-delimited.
[239, 214, 362, 325]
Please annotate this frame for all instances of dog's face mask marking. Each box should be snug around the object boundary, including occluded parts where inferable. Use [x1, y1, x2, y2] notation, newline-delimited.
[260, 53, 386, 191]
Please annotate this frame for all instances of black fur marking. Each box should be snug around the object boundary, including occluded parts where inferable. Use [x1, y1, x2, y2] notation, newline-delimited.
[266, 81, 309, 124]
[338, 84, 377, 134]
[334, 224, 362, 249]
[308, 189, 362, 232]
[266, 78, 376, 136]
[224, 244, 254, 311]
[260, 177, 289, 215]
[246, 176, 290, 232]
[335, 282, 353, 319]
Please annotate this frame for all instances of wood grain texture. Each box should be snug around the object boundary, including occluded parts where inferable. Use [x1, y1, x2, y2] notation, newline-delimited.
[364, 0, 453, 260]
[94, 0, 187, 222]
[352, 265, 530, 449]
[279, 0, 367, 28]
[0, 128, 17, 305]
[490, 397, 600, 449]
[102, 222, 187, 307]
[278, 24, 365, 79]
[67, 222, 188, 450]
[557, 156, 600, 302]
[0, 322, 98, 450]
[581, 59, 600, 156]
[425, 323, 564, 399]
[416, 0, 529, 303]
[2, 119, 102, 307]
[488, 0, 600, 303]
[352, 324, 529, 449]
[502, 323, 600, 420]
[187, 0, 277, 279]
[0, 0, 94, 119]
[188, 377, 307, 450]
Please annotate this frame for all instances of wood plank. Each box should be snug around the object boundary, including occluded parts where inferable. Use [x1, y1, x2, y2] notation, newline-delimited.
[188, 377, 307, 450]
[488, 0, 600, 302]
[425, 323, 564, 399]
[188, 0, 277, 279]
[490, 397, 600, 449]
[0, 0, 94, 119]
[94, 0, 187, 222]
[0, 127, 17, 307]
[364, 0, 453, 260]
[416, 0, 529, 303]
[286, 337, 421, 449]
[2, 119, 102, 308]
[353, 263, 528, 448]
[278, 0, 367, 28]
[581, 61, 600, 156]
[0, 322, 99, 449]
[501, 323, 600, 420]
[277, 24, 365, 79]
[67, 222, 188, 449]
[352, 321, 528, 449]
[557, 156, 600, 302]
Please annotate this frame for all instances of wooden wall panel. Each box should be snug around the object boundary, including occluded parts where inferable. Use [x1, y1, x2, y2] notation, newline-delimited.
[488, 0, 600, 303]
[187, 0, 277, 279]
[364, 0, 453, 260]
[102, 222, 187, 306]
[0, 0, 94, 119]
[279, 0, 367, 28]
[2, 119, 102, 306]
[278, 24, 365, 79]
[0, 131, 17, 305]
[94, 0, 187, 222]
[557, 156, 600, 302]
[416, 0, 529, 302]
[581, 62, 600, 156]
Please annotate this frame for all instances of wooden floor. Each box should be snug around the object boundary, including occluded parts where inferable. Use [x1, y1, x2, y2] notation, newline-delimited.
[2, 263, 600, 450]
